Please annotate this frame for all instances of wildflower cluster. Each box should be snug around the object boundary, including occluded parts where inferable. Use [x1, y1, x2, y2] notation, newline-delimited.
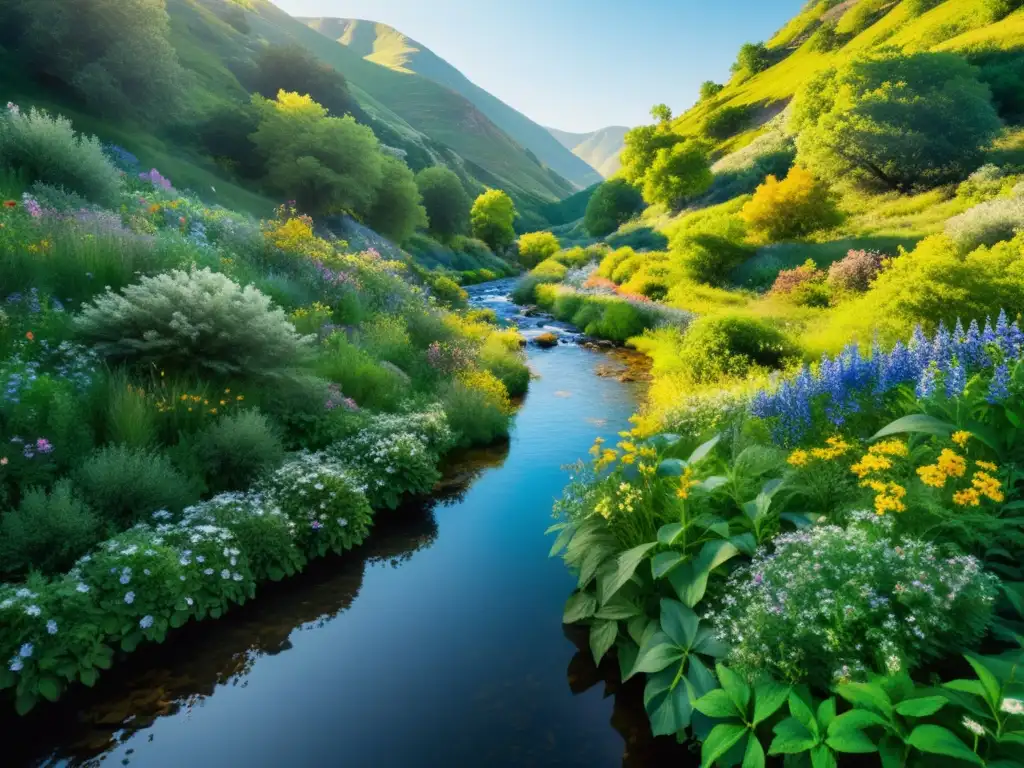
[594, 481, 646, 519]
[914, 434, 1005, 508]
[324, 383, 358, 412]
[426, 340, 474, 374]
[709, 515, 999, 687]
[154, 388, 244, 416]
[138, 169, 173, 192]
[751, 311, 1024, 444]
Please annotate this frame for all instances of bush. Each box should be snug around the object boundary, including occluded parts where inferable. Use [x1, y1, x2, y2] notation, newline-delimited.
[741, 166, 840, 242]
[584, 179, 644, 236]
[945, 195, 1024, 252]
[471, 189, 517, 251]
[479, 332, 529, 397]
[441, 370, 513, 448]
[770, 260, 831, 307]
[731, 42, 771, 75]
[429, 275, 468, 309]
[363, 154, 427, 243]
[75, 268, 311, 378]
[905, 0, 945, 15]
[75, 445, 196, 528]
[676, 313, 796, 383]
[247, 43, 357, 119]
[712, 517, 998, 686]
[676, 234, 753, 286]
[792, 52, 1002, 192]
[983, 0, 1024, 21]
[642, 141, 713, 208]
[416, 166, 471, 238]
[701, 105, 751, 140]
[193, 411, 285, 493]
[0, 481, 102, 577]
[0, 106, 122, 206]
[700, 81, 724, 100]
[517, 231, 560, 268]
[806, 20, 846, 52]
[826, 249, 886, 292]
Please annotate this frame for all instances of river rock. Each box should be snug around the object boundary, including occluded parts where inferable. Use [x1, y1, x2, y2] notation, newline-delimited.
[533, 332, 559, 348]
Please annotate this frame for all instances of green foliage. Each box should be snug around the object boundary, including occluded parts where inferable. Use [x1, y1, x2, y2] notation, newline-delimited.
[517, 231, 561, 268]
[428, 275, 468, 309]
[792, 52, 1003, 192]
[74, 445, 197, 529]
[700, 81, 725, 101]
[315, 332, 409, 411]
[619, 125, 682, 186]
[945, 193, 1024, 252]
[642, 141, 714, 208]
[470, 189, 517, 251]
[584, 178, 644, 237]
[246, 43, 357, 118]
[0, 481, 101, 578]
[982, 0, 1024, 21]
[906, 0, 946, 16]
[0, 107, 122, 206]
[650, 104, 674, 124]
[75, 268, 311, 378]
[192, 411, 285, 493]
[416, 166, 471, 238]
[676, 314, 797, 384]
[807, 20, 847, 52]
[741, 166, 841, 242]
[701, 105, 752, 140]
[363, 154, 427, 243]
[732, 42, 771, 75]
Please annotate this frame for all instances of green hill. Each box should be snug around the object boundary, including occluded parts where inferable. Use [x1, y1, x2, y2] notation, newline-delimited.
[547, 125, 629, 178]
[300, 17, 604, 190]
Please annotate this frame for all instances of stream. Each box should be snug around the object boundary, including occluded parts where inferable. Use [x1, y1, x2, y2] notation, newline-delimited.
[5, 279, 687, 767]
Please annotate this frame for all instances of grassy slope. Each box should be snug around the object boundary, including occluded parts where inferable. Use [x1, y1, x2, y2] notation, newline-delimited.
[547, 126, 629, 178]
[301, 17, 604, 191]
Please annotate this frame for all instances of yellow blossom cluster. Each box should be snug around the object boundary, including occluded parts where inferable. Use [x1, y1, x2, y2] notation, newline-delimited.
[850, 453, 893, 479]
[787, 436, 853, 468]
[860, 479, 907, 515]
[951, 430, 972, 449]
[155, 388, 244, 415]
[677, 466, 699, 500]
[595, 481, 645, 520]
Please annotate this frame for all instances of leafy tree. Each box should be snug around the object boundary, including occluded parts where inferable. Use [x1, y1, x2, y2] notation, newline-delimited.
[250, 91, 383, 216]
[642, 141, 713, 208]
[732, 42, 771, 75]
[517, 231, 560, 268]
[248, 43, 357, 118]
[619, 125, 682, 185]
[364, 154, 427, 243]
[584, 179, 644, 236]
[741, 166, 841, 242]
[983, 0, 1024, 21]
[9, 0, 184, 118]
[471, 189, 517, 251]
[702, 105, 752, 139]
[699, 81, 724, 101]
[650, 104, 673, 124]
[793, 52, 1002, 192]
[416, 166, 471, 238]
[196, 102, 263, 178]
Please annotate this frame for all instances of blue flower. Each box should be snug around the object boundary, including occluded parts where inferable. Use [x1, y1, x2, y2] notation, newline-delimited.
[139, 615, 154, 629]
[124, 591, 135, 605]
[9, 657, 23, 673]
[46, 620, 58, 635]
[988, 363, 1011, 404]
[19, 643, 33, 658]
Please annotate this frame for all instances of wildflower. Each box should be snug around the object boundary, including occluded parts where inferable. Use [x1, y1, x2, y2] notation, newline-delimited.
[1001, 697, 1024, 715]
[971, 471, 1004, 503]
[869, 439, 908, 457]
[221, 569, 231, 579]
[975, 460, 999, 472]
[953, 488, 982, 507]
[937, 449, 967, 478]
[124, 591, 135, 604]
[787, 449, 810, 467]
[850, 453, 892, 478]
[19, 643, 33, 658]
[76, 582, 89, 593]
[962, 717, 986, 736]
[0, 457, 7, 466]
[46, 620, 58, 635]
[916, 463, 947, 488]
[24, 605, 40, 617]
[677, 467, 699, 499]
[952, 431, 972, 448]
[139, 615, 154, 629]
[311, 520, 323, 531]
[2, 200, 15, 209]
[25, 331, 33, 341]
[9, 657, 23, 673]
[204, 568, 214, 576]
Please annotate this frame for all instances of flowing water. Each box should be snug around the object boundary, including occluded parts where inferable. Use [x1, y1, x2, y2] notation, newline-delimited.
[6, 280, 686, 767]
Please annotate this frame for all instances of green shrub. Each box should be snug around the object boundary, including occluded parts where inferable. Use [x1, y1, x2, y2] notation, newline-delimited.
[0, 481, 102, 577]
[363, 154, 427, 243]
[713, 516, 998, 686]
[701, 105, 752, 140]
[676, 235, 754, 286]
[584, 179, 644, 237]
[677, 313, 797, 383]
[471, 189, 517, 251]
[480, 335, 530, 398]
[429, 275, 468, 309]
[905, 0, 945, 15]
[440, 372, 512, 448]
[416, 166, 471, 238]
[193, 411, 284, 493]
[587, 300, 653, 343]
[944, 194, 1024, 252]
[359, 314, 417, 373]
[315, 333, 409, 411]
[741, 166, 840, 242]
[517, 231, 561, 268]
[0, 106, 122, 206]
[105, 372, 158, 448]
[74, 445, 197, 528]
[806, 20, 846, 52]
[75, 268, 311, 378]
[732, 42, 771, 75]
[982, 0, 1024, 21]
[642, 141, 713, 207]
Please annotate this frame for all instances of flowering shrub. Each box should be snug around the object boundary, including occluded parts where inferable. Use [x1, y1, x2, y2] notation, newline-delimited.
[767, 259, 830, 306]
[826, 248, 886, 293]
[138, 168, 173, 192]
[945, 193, 1024, 252]
[740, 166, 841, 243]
[710, 515, 998, 686]
[260, 452, 373, 556]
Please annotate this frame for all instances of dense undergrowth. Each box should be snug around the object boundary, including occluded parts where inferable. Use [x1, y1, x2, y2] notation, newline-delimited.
[0, 102, 528, 714]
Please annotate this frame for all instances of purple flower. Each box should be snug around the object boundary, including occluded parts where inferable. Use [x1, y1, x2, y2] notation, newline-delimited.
[311, 520, 323, 531]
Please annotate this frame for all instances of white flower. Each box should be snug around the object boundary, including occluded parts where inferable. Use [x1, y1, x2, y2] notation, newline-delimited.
[232, 573, 243, 581]
[139, 615, 154, 629]
[46, 620, 58, 635]
[221, 569, 230, 579]
[19, 643, 33, 658]
[962, 717, 986, 736]
[15, 588, 34, 599]
[204, 568, 214, 576]
[24, 605, 41, 617]
[185, 597, 194, 606]
[76, 582, 90, 593]
[1001, 697, 1024, 715]
[0, 599, 13, 609]
[124, 591, 135, 604]
[9, 657, 23, 673]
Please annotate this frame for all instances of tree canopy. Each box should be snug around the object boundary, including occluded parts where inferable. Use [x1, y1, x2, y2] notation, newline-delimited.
[792, 51, 1003, 192]
[517, 231, 560, 268]
[584, 179, 644, 237]
[416, 166, 471, 238]
[470, 189, 517, 251]
[247, 43, 357, 119]
[364, 154, 427, 243]
[642, 141, 713, 208]
[699, 81, 724, 101]
[732, 42, 771, 76]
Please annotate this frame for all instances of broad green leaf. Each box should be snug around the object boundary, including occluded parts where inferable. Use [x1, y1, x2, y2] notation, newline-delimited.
[825, 726, 878, 754]
[37, 676, 62, 702]
[657, 522, 685, 546]
[15, 690, 38, 716]
[943, 679, 986, 697]
[652, 551, 686, 579]
[816, 697, 836, 731]
[657, 458, 687, 477]
[691, 626, 729, 658]
[589, 619, 618, 666]
[686, 655, 718, 700]
[627, 616, 649, 646]
[660, 599, 699, 649]
[699, 476, 728, 492]
[578, 545, 610, 588]
[810, 745, 836, 768]
[618, 640, 639, 682]
[668, 559, 710, 608]
[836, 682, 893, 716]
[789, 691, 818, 736]
[717, 663, 752, 718]
[730, 533, 757, 556]
[753, 681, 791, 725]
[700, 539, 741, 573]
[871, 414, 954, 441]
[545, 522, 567, 536]
[894, 696, 947, 718]
[742, 733, 765, 768]
[595, 595, 641, 620]
[648, 433, 681, 450]
[598, 543, 657, 605]
[877, 736, 904, 768]
[563, 591, 597, 624]
[964, 654, 1001, 709]
[906, 725, 983, 765]
[79, 668, 99, 687]
[780, 512, 816, 529]
[694, 688, 741, 719]
[628, 631, 684, 679]
[646, 667, 694, 736]
[548, 524, 574, 557]
[769, 718, 817, 755]
[701, 724, 748, 768]
[688, 435, 721, 465]
[830, 709, 889, 731]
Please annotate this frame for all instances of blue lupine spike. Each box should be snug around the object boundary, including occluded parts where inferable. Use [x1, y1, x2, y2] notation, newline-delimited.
[987, 363, 1010, 404]
[944, 362, 966, 399]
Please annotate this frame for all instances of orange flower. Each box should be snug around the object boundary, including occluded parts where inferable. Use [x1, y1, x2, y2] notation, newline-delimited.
[3, 200, 16, 209]
[25, 331, 34, 341]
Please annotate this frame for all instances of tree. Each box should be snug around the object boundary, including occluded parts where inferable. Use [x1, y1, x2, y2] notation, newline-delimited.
[740, 166, 841, 242]
[732, 42, 771, 75]
[641, 141, 713, 208]
[250, 91, 383, 216]
[650, 104, 673, 124]
[470, 189, 517, 251]
[584, 179, 644, 236]
[699, 81, 724, 101]
[365, 154, 427, 243]
[792, 52, 1003, 192]
[517, 231, 560, 268]
[416, 166, 471, 238]
[247, 43, 357, 119]
[619, 125, 682, 185]
[11, 0, 184, 118]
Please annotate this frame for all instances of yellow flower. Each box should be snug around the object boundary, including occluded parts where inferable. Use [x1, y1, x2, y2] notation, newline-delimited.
[677, 467, 699, 499]
[971, 471, 1004, 503]
[860, 479, 888, 493]
[236, 395, 244, 401]
[975, 460, 999, 472]
[618, 441, 637, 453]
[620, 453, 636, 465]
[638, 446, 658, 458]
[916, 464, 946, 488]
[224, 388, 231, 394]
[209, 408, 218, 415]
[787, 449, 810, 468]
[219, 399, 226, 406]
[953, 488, 982, 507]
[951, 431, 972, 449]
[936, 449, 967, 478]
[874, 494, 906, 515]
[869, 439, 908, 458]
[639, 462, 656, 477]
[850, 453, 892, 478]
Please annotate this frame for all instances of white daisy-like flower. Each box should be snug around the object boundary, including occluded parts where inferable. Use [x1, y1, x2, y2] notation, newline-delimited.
[962, 717, 986, 736]
[1001, 698, 1024, 715]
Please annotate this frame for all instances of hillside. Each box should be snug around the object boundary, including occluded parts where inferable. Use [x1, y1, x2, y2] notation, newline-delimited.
[547, 125, 629, 178]
[300, 17, 604, 190]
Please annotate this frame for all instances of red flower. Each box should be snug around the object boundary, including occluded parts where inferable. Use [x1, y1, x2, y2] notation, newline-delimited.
[25, 331, 34, 341]
[2, 200, 16, 209]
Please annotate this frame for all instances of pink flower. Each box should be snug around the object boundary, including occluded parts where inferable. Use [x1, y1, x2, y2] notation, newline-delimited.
[36, 438, 53, 454]
[0, 457, 7, 466]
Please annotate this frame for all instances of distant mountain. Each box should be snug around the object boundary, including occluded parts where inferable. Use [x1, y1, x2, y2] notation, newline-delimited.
[548, 126, 629, 179]
[300, 17, 604, 190]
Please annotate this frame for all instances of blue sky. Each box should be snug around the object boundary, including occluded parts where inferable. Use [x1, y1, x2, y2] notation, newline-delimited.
[273, 0, 805, 133]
